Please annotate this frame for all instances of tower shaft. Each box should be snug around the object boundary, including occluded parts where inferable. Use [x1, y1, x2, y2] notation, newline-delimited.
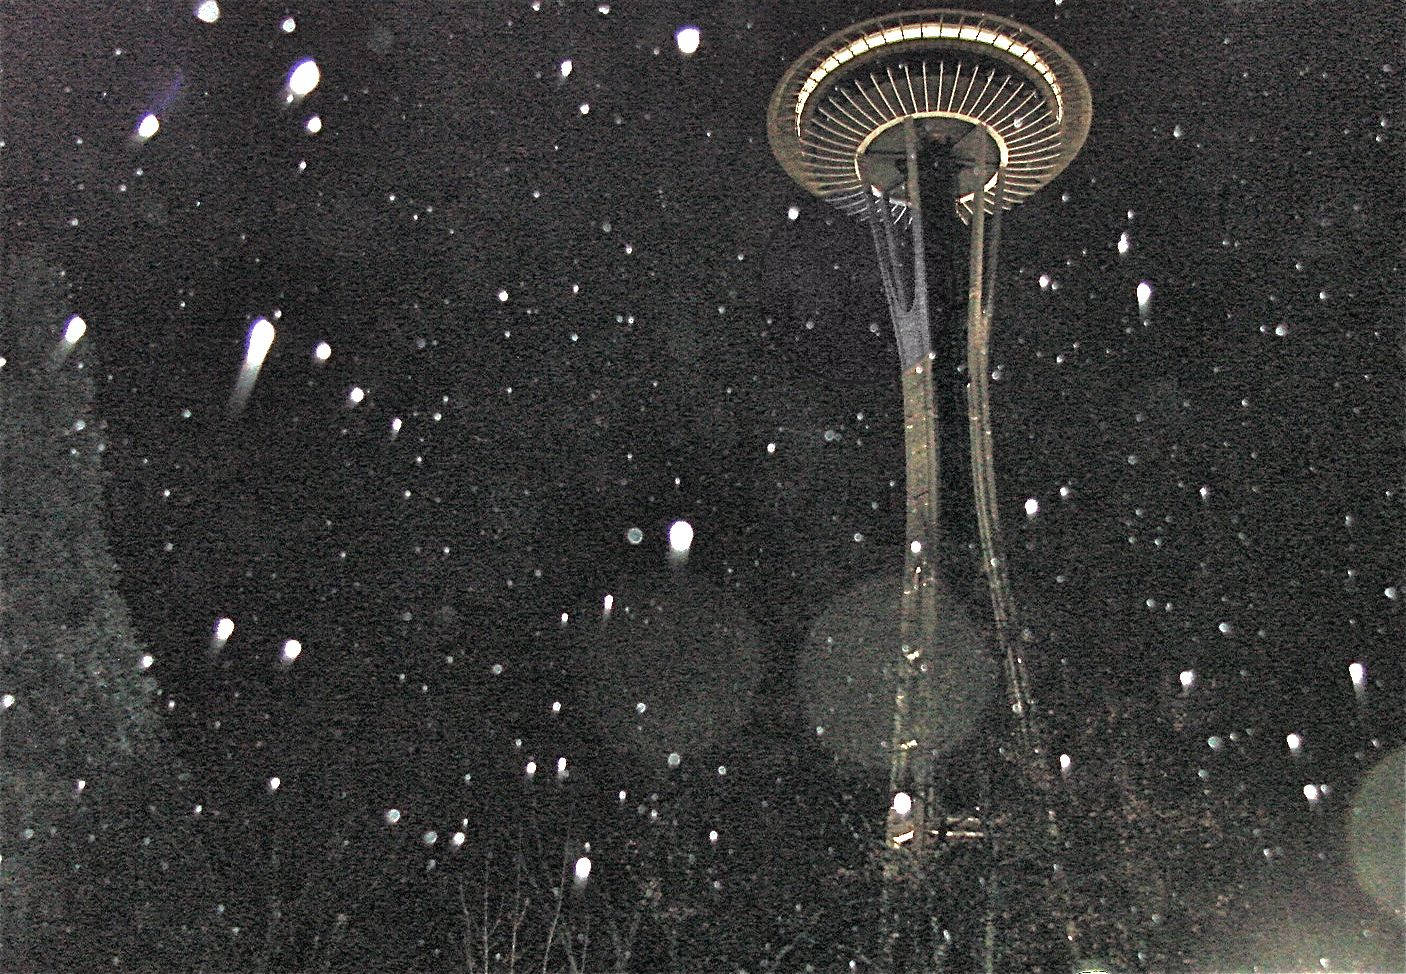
[871, 127, 1067, 973]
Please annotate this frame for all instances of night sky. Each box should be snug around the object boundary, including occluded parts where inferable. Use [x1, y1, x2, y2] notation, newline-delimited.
[4, 0, 1403, 971]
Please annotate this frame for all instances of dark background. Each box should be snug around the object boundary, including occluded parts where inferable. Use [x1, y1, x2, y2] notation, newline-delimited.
[3, 0, 1401, 970]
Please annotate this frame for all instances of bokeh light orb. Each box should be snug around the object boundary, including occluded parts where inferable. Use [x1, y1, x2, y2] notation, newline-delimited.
[798, 572, 996, 772]
[1347, 745, 1405, 919]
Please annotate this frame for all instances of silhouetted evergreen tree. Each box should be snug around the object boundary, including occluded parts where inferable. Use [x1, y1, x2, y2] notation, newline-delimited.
[0, 248, 223, 970]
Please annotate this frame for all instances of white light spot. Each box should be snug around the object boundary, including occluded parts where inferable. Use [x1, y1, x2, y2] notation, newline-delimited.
[287, 59, 320, 96]
[1349, 661, 1366, 688]
[910, 540, 922, 554]
[348, 385, 365, 405]
[1117, 231, 1130, 255]
[559, 59, 573, 79]
[451, 831, 465, 847]
[667, 752, 681, 768]
[313, 341, 332, 361]
[64, 315, 88, 345]
[1179, 668, 1196, 691]
[1286, 733, 1303, 754]
[668, 519, 693, 558]
[1303, 783, 1320, 804]
[385, 808, 401, 824]
[280, 15, 296, 33]
[574, 856, 592, 884]
[787, 204, 800, 221]
[525, 760, 537, 779]
[625, 527, 643, 545]
[268, 776, 281, 792]
[422, 830, 437, 845]
[245, 317, 275, 368]
[1, 694, 13, 710]
[137, 114, 160, 139]
[1218, 621, 1232, 635]
[138, 653, 155, 670]
[578, 102, 590, 115]
[892, 791, 912, 817]
[213, 616, 235, 643]
[602, 593, 614, 618]
[280, 638, 302, 664]
[1059, 753, 1071, 773]
[1136, 281, 1153, 316]
[1024, 497, 1039, 519]
[194, 1, 220, 24]
[1274, 322, 1288, 337]
[496, 288, 509, 302]
[557, 756, 568, 779]
[675, 26, 701, 55]
[1038, 273, 1051, 291]
[1059, 485, 1072, 500]
[305, 115, 322, 134]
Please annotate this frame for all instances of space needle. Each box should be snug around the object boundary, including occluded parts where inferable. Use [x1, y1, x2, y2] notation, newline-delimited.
[768, 10, 1092, 972]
